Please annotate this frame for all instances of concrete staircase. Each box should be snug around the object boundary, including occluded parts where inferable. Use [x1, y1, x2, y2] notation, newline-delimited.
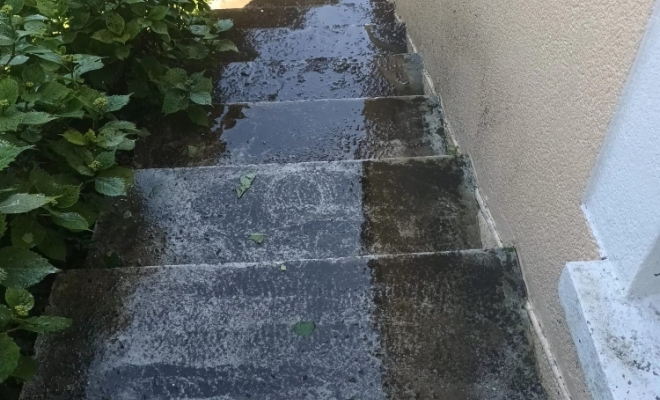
[21, 1, 548, 399]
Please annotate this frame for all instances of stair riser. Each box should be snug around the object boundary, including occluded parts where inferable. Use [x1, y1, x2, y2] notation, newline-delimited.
[214, 3, 397, 29]
[87, 157, 480, 268]
[134, 96, 447, 168]
[214, 54, 424, 103]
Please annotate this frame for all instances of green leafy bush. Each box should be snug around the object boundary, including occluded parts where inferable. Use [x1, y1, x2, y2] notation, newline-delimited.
[0, 0, 234, 383]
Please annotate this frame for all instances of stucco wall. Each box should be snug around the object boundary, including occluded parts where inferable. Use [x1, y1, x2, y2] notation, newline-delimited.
[390, 0, 655, 398]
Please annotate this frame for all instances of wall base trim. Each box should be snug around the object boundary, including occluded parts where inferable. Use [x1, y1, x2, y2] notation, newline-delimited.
[560, 260, 660, 400]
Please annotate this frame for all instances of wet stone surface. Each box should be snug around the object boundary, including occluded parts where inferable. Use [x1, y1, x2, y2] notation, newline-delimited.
[214, 3, 396, 30]
[134, 96, 448, 168]
[22, 250, 546, 400]
[237, 0, 389, 9]
[219, 23, 406, 63]
[86, 157, 480, 268]
[214, 53, 424, 102]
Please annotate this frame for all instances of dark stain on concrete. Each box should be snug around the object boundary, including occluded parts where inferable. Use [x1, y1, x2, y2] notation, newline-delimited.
[360, 156, 481, 254]
[372, 250, 548, 399]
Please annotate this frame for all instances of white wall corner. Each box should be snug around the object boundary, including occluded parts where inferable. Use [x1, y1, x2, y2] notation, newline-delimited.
[560, 1, 660, 399]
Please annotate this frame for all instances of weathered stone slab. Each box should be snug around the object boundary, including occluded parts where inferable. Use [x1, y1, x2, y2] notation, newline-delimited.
[87, 157, 480, 267]
[134, 96, 448, 168]
[219, 23, 405, 62]
[237, 0, 389, 8]
[214, 53, 424, 102]
[213, 3, 396, 29]
[23, 250, 546, 400]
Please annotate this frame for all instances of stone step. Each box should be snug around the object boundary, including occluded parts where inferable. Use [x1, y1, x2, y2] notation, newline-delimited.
[87, 156, 480, 268]
[213, 53, 424, 103]
[134, 96, 448, 169]
[213, 3, 396, 29]
[22, 250, 546, 400]
[218, 0, 390, 11]
[219, 23, 406, 62]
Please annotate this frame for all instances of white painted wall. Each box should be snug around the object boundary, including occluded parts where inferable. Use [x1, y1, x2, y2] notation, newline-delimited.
[583, 1, 660, 298]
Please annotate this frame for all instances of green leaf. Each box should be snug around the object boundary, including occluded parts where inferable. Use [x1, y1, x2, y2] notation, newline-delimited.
[16, 316, 71, 333]
[95, 166, 134, 196]
[148, 5, 169, 20]
[0, 305, 12, 326]
[5, 287, 34, 316]
[293, 321, 316, 338]
[49, 210, 89, 231]
[0, 334, 20, 383]
[0, 79, 19, 107]
[162, 90, 189, 115]
[105, 11, 125, 35]
[11, 355, 38, 381]
[20, 111, 56, 125]
[73, 55, 104, 78]
[0, 214, 6, 239]
[0, 112, 24, 132]
[186, 105, 209, 127]
[62, 129, 88, 146]
[115, 46, 130, 60]
[94, 150, 115, 170]
[6, 0, 25, 13]
[190, 24, 210, 36]
[162, 68, 188, 90]
[104, 94, 131, 112]
[189, 72, 212, 105]
[22, 64, 46, 86]
[215, 19, 233, 33]
[38, 82, 71, 106]
[215, 39, 238, 53]
[123, 19, 141, 39]
[236, 173, 256, 198]
[0, 193, 56, 214]
[176, 41, 209, 59]
[0, 140, 33, 171]
[151, 20, 168, 35]
[91, 29, 116, 44]
[0, 55, 29, 66]
[37, 228, 66, 261]
[10, 215, 46, 249]
[30, 167, 80, 209]
[187, 145, 197, 157]
[0, 247, 58, 288]
[248, 233, 265, 244]
[50, 140, 94, 176]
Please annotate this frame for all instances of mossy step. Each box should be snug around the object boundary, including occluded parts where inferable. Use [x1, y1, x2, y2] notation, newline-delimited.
[134, 96, 448, 168]
[213, 53, 424, 103]
[87, 156, 480, 268]
[217, 23, 406, 63]
[22, 250, 546, 400]
[212, 3, 396, 29]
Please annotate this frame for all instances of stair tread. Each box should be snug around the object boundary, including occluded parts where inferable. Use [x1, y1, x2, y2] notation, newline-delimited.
[213, 53, 424, 102]
[134, 96, 447, 168]
[223, 0, 390, 10]
[213, 3, 396, 29]
[218, 23, 406, 63]
[23, 250, 546, 400]
[87, 157, 480, 268]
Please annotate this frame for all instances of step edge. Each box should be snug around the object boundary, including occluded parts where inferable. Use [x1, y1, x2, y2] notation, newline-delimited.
[73, 248, 509, 273]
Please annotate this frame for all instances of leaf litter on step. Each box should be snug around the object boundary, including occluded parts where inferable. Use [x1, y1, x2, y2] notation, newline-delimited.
[236, 172, 256, 198]
[293, 321, 316, 338]
[248, 233, 266, 244]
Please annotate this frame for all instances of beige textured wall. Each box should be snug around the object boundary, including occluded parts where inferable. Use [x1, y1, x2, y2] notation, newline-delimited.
[391, 0, 655, 398]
